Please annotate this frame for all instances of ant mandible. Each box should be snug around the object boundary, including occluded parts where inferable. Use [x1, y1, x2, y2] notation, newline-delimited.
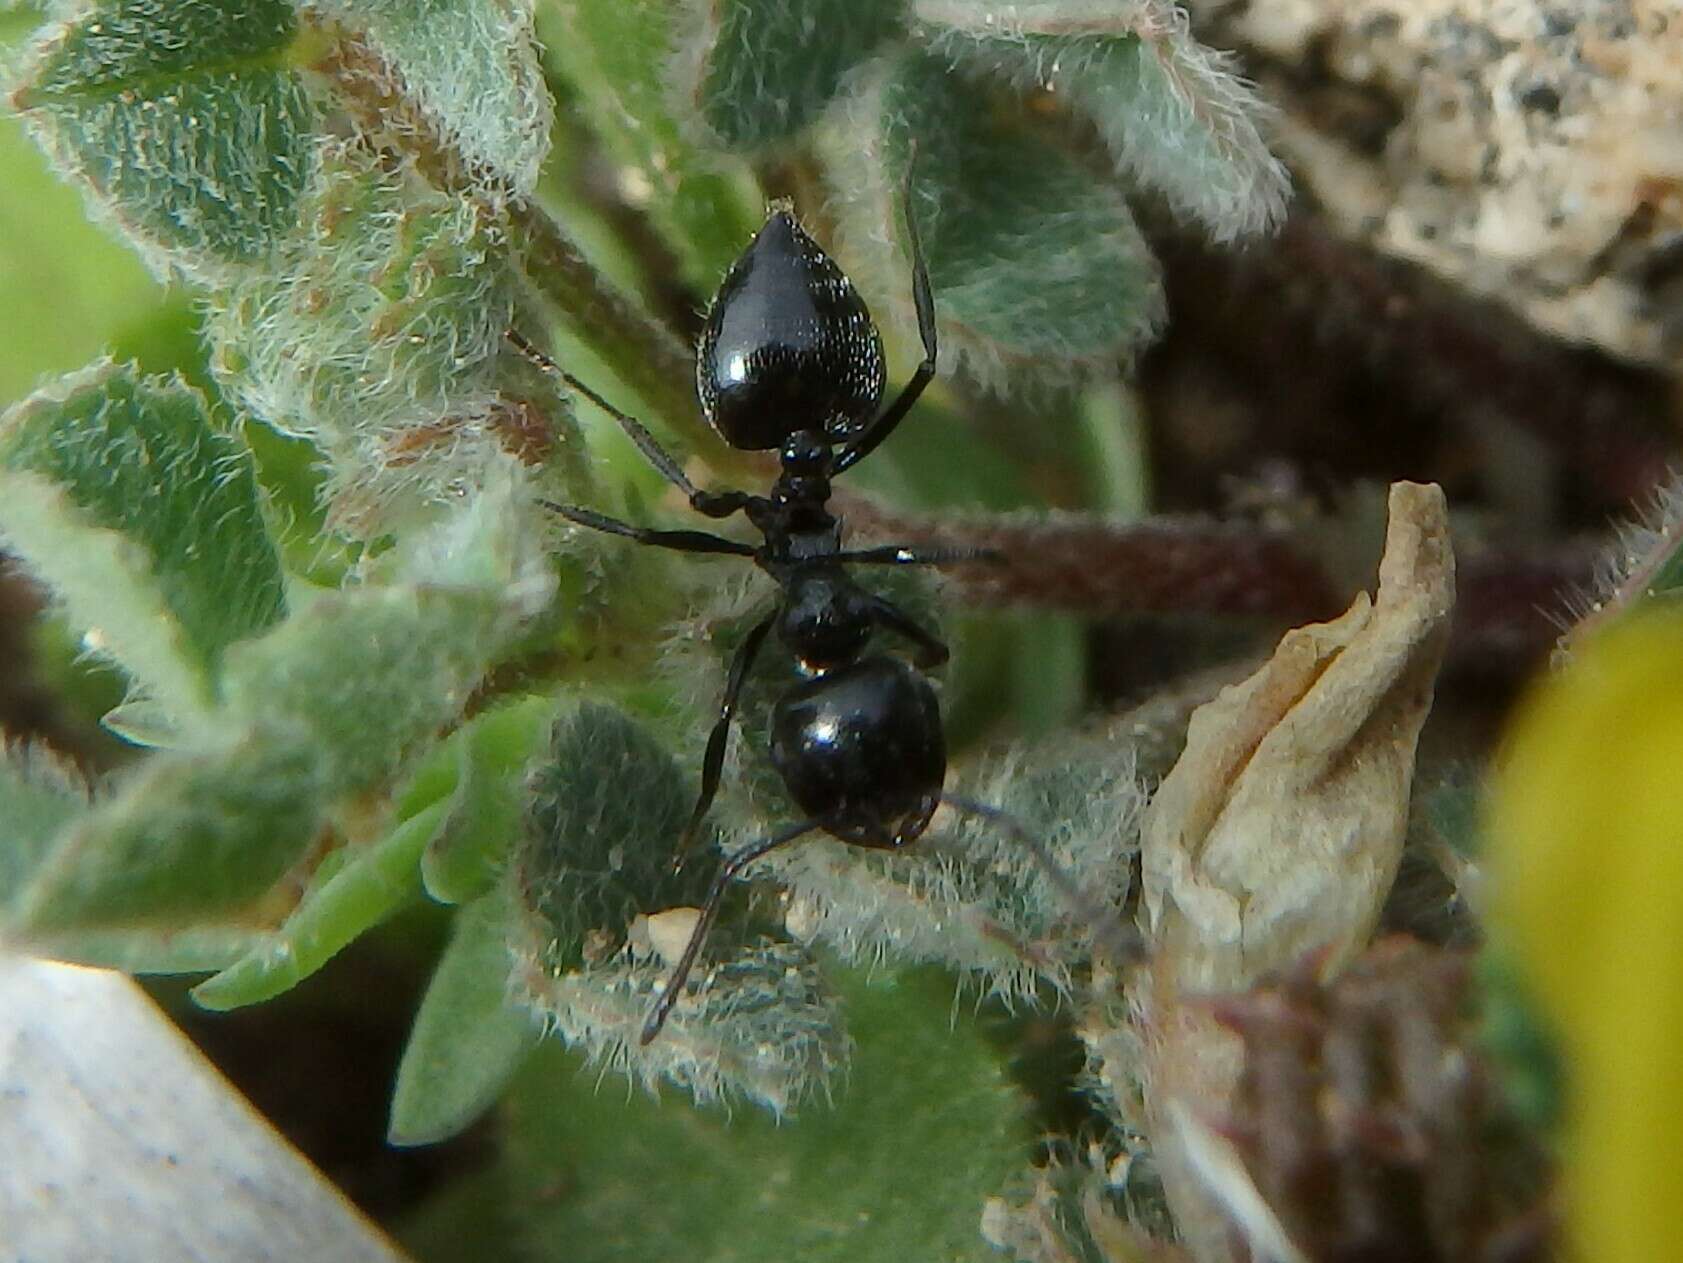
[512, 175, 1127, 1045]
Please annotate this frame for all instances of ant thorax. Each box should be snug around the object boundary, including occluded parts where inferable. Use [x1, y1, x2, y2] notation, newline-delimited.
[769, 428, 835, 509]
[755, 516, 840, 564]
[776, 566, 876, 671]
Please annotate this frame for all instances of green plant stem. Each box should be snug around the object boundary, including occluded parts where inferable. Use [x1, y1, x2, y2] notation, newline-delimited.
[507, 199, 771, 489]
[507, 197, 695, 428]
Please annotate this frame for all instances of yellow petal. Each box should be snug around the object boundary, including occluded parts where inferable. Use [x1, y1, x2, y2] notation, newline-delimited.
[1491, 613, 1683, 1261]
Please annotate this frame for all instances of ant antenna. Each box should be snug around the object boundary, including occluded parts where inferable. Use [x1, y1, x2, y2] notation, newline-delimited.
[506, 326, 710, 504]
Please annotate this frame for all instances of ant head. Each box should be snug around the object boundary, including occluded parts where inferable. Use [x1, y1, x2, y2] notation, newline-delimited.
[695, 208, 886, 453]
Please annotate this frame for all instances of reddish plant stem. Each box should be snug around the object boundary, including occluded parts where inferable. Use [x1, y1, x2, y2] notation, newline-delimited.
[836, 493, 1341, 621]
[839, 492, 1594, 687]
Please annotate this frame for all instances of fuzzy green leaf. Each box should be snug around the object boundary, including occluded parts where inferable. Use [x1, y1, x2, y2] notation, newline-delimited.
[313, 0, 552, 195]
[687, 0, 905, 151]
[0, 363, 286, 727]
[12, 735, 323, 933]
[511, 931, 847, 1116]
[545, 0, 759, 292]
[389, 889, 541, 1146]
[11, 580, 519, 938]
[190, 800, 449, 1010]
[843, 50, 1163, 389]
[505, 701, 847, 1114]
[365, 451, 558, 603]
[0, 746, 88, 912]
[440, 968, 1023, 1261]
[920, 2, 1289, 241]
[10, 0, 316, 277]
[22, 925, 260, 974]
[512, 702, 711, 970]
[208, 140, 515, 519]
[221, 585, 514, 801]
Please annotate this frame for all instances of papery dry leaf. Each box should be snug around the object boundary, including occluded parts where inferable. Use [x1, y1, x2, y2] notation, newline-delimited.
[1130, 480, 1455, 1263]
[1142, 480, 1455, 992]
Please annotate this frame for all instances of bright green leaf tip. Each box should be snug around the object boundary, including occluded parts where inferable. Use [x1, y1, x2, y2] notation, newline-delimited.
[191, 693, 559, 1010]
[190, 798, 452, 1010]
[389, 888, 541, 1146]
[421, 695, 558, 905]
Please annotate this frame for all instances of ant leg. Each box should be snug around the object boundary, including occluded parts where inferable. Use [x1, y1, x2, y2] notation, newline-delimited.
[507, 328, 753, 519]
[866, 594, 949, 669]
[640, 817, 823, 1045]
[671, 611, 777, 871]
[832, 161, 936, 477]
[837, 543, 1001, 566]
[540, 501, 755, 558]
[940, 794, 1143, 966]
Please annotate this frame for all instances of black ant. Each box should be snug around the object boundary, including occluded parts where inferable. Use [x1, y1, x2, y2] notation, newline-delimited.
[511, 179, 1133, 1045]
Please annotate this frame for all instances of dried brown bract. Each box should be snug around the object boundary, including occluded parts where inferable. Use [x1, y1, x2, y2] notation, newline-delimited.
[1140, 481, 1455, 992]
[1124, 480, 1456, 1261]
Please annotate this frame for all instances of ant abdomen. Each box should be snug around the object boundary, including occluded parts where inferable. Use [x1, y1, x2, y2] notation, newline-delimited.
[769, 656, 945, 850]
[696, 210, 886, 451]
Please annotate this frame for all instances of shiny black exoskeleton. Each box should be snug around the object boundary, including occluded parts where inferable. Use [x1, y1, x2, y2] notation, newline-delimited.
[697, 211, 886, 452]
[512, 188, 977, 1043]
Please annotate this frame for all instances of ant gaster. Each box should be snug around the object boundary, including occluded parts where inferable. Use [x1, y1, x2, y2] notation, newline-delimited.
[512, 181, 1128, 1045]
